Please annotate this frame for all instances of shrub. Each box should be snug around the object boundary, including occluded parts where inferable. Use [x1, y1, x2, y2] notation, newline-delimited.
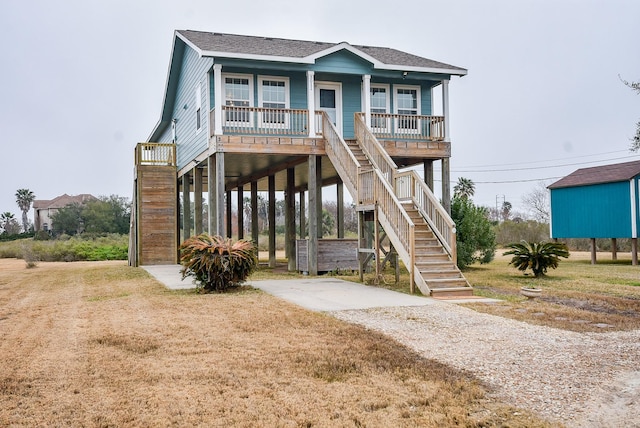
[179, 234, 258, 292]
[451, 197, 496, 269]
[503, 241, 570, 277]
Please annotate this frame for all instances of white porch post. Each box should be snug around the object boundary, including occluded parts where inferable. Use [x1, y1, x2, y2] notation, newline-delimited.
[213, 64, 223, 135]
[307, 71, 316, 137]
[363, 74, 371, 128]
[442, 79, 450, 142]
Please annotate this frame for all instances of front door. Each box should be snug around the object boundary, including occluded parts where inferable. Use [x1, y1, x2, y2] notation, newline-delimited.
[315, 82, 342, 136]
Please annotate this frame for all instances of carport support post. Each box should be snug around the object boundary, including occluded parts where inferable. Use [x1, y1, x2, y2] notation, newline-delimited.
[633, 238, 638, 266]
[308, 155, 318, 275]
[268, 175, 276, 268]
[299, 190, 306, 239]
[590, 238, 597, 265]
[251, 181, 259, 249]
[286, 168, 296, 271]
[182, 171, 191, 240]
[611, 238, 617, 261]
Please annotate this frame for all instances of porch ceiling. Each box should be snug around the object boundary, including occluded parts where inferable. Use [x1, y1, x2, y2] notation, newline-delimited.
[195, 153, 341, 194]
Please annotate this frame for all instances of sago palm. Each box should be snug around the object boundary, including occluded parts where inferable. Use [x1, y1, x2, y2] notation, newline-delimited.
[179, 234, 257, 292]
[503, 241, 569, 277]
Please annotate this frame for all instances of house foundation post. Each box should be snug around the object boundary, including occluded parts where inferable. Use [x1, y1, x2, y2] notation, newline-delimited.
[633, 238, 638, 266]
[423, 160, 434, 191]
[182, 171, 191, 241]
[611, 238, 617, 261]
[286, 168, 296, 271]
[226, 190, 232, 238]
[299, 190, 306, 239]
[590, 238, 597, 264]
[308, 155, 318, 275]
[442, 158, 451, 214]
[268, 175, 276, 268]
[337, 179, 344, 238]
[316, 156, 323, 239]
[251, 181, 259, 250]
[194, 167, 203, 235]
[237, 186, 244, 240]
[207, 153, 225, 236]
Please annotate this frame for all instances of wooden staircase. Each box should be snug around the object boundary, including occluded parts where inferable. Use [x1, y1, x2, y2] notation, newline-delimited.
[321, 112, 473, 297]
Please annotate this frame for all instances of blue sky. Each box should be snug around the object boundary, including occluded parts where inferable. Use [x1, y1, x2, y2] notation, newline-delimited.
[1, 0, 638, 222]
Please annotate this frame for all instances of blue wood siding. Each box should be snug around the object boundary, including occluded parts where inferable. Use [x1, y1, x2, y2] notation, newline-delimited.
[167, 47, 212, 169]
[314, 50, 374, 75]
[550, 181, 632, 238]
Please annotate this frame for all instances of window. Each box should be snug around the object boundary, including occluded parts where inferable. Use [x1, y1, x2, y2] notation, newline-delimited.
[195, 83, 202, 132]
[258, 76, 289, 128]
[223, 74, 253, 124]
[370, 84, 390, 131]
[394, 85, 421, 133]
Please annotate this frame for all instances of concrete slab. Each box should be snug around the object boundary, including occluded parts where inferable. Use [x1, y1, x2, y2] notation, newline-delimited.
[248, 278, 435, 311]
[141, 265, 498, 311]
[142, 265, 195, 290]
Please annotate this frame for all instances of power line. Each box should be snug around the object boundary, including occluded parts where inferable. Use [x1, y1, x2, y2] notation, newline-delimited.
[451, 154, 640, 173]
[452, 149, 631, 169]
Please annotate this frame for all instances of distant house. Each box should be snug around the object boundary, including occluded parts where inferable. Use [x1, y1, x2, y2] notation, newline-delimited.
[548, 160, 640, 264]
[33, 194, 96, 232]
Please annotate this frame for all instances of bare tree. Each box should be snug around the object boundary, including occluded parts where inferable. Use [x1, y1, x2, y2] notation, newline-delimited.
[621, 76, 640, 151]
[522, 181, 550, 223]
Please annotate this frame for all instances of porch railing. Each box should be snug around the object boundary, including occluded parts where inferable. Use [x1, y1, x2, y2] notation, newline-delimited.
[395, 170, 457, 262]
[210, 107, 311, 137]
[135, 143, 176, 166]
[366, 112, 445, 141]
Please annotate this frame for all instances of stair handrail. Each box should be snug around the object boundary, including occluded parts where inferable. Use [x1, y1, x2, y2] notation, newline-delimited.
[320, 112, 362, 198]
[362, 167, 417, 291]
[354, 113, 397, 184]
[395, 170, 457, 263]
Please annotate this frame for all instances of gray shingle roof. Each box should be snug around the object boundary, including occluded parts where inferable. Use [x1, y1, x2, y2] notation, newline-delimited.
[548, 160, 640, 189]
[177, 30, 466, 73]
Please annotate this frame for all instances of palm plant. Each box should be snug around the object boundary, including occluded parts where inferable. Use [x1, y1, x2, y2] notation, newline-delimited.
[453, 177, 475, 200]
[15, 189, 35, 233]
[503, 241, 569, 277]
[179, 234, 257, 292]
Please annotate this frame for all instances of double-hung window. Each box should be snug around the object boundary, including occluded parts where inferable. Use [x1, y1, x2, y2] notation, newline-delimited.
[370, 84, 390, 133]
[258, 76, 289, 129]
[223, 74, 253, 125]
[394, 85, 420, 133]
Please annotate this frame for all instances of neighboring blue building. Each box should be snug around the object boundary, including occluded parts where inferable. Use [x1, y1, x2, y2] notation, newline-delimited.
[549, 160, 640, 263]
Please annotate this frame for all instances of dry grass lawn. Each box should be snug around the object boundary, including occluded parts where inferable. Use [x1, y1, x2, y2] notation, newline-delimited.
[463, 251, 640, 333]
[0, 259, 551, 427]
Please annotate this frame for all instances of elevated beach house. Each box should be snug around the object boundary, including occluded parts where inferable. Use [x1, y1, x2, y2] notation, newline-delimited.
[130, 30, 471, 296]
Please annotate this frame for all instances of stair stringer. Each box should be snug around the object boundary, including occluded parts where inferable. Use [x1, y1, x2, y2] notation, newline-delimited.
[376, 205, 431, 296]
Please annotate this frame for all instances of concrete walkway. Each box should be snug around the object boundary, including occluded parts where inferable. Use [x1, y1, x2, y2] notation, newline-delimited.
[142, 264, 442, 310]
[142, 265, 495, 311]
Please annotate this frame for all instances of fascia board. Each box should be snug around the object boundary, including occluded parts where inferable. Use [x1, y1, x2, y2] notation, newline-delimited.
[148, 31, 183, 141]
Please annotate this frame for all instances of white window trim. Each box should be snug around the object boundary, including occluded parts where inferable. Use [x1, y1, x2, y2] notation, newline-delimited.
[195, 82, 203, 134]
[370, 83, 390, 133]
[393, 84, 421, 134]
[257, 75, 290, 129]
[222, 73, 254, 127]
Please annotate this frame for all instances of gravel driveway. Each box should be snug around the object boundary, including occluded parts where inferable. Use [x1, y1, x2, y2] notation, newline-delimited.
[330, 303, 640, 427]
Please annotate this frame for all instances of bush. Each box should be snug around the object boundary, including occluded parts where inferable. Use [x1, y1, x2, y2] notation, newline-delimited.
[0, 234, 129, 262]
[494, 220, 550, 246]
[503, 241, 570, 277]
[180, 234, 258, 292]
[451, 197, 496, 270]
